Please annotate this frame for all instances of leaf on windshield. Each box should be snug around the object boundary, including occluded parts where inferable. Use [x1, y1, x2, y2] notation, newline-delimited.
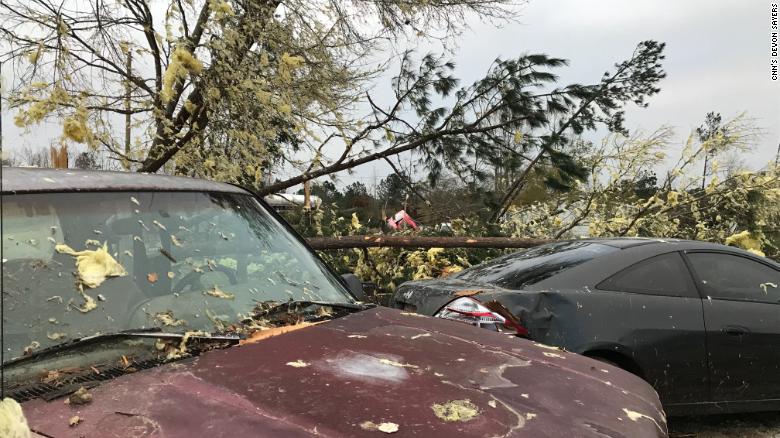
[302, 287, 322, 301]
[147, 272, 159, 283]
[22, 341, 40, 356]
[154, 310, 186, 327]
[55, 243, 127, 288]
[205, 309, 228, 332]
[71, 288, 98, 313]
[46, 332, 67, 340]
[204, 285, 234, 300]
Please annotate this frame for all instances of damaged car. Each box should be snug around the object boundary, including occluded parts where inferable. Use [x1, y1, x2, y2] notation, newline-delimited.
[2, 168, 666, 437]
[392, 238, 780, 416]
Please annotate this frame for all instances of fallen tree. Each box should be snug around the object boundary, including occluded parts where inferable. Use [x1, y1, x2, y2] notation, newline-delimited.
[306, 235, 551, 250]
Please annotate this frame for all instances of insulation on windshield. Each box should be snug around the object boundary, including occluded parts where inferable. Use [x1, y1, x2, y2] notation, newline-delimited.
[1, 191, 352, 365]
[55, 243, 127, 288]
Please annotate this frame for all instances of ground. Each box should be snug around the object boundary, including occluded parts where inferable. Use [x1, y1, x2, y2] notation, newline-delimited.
[669, 412, 780, 437]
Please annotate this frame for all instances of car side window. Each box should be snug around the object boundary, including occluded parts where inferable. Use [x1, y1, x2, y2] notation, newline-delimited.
[597, 252, 697, 298]
[686, 252, 780, 302]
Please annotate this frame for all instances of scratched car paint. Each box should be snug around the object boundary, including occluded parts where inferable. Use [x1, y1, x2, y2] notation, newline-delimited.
[1, 168, 668, 437]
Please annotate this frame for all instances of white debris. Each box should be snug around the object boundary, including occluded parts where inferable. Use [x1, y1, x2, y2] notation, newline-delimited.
[0, 398, 32, 438]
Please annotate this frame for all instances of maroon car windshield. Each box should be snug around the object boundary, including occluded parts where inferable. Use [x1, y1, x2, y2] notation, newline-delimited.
[1, 191, 352, 360]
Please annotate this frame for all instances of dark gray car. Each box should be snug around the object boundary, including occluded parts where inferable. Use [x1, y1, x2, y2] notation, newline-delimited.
[391, 238, 780, 416]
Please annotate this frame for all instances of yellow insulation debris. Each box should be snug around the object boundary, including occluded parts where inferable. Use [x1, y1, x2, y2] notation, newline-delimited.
[431, 399, 480, 422]
[360, 421, 399, 434]
[56, 243, 127, 288]
[204, 285, 234, 300]
[0, 398, 31, 438]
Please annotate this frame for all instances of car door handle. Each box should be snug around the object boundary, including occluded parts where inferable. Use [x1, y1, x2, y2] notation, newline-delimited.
[723, 325, 749, 336]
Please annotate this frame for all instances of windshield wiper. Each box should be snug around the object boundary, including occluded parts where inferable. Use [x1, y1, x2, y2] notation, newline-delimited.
[2, 327, 242, 368]
[249, 300, 374, 321]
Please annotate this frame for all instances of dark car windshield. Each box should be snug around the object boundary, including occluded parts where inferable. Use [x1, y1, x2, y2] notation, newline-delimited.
[1, 191, 352, 361]
[456, 241, 618, 289]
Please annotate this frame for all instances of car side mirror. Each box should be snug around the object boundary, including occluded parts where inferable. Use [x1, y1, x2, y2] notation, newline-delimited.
[341, 273, 368, 302]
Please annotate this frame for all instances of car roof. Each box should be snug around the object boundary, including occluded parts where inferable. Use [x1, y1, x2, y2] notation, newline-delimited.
[568, 236, 739, 251]
[1, 167, 247, 195]
[536, 238, 779, 289]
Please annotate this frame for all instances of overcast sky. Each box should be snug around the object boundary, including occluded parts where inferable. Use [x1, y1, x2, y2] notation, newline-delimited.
[345, 0, 780, 189]
[2, 0, 778, 189]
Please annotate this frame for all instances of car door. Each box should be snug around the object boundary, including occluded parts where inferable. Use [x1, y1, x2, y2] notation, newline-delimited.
[684, 251, 780, 403]
[595, 251, 708, 405]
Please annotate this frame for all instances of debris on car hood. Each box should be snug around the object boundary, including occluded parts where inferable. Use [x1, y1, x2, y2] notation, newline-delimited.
[20, 307, 666, 437]
[0, 398, 32, 438]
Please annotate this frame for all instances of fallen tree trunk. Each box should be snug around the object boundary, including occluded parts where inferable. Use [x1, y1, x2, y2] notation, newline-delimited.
[306, 235, 552, 250]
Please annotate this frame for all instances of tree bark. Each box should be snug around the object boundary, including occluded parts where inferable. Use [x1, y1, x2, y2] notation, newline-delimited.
[124, 49, 132, 170]
[303, 180, 311, 210]
[257, 118, 525, 196]
[306, 235, 551, 250]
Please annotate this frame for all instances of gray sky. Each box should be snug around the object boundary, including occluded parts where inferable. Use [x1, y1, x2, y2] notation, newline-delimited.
[2, 0, 778, 188]
[347, 0, 779, 188]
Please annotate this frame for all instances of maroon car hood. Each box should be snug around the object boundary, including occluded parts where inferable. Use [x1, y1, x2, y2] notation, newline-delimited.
[22, 307, 666, 437]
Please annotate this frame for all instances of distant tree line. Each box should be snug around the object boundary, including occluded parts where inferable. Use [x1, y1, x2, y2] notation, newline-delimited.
[2, 146, 102, 170]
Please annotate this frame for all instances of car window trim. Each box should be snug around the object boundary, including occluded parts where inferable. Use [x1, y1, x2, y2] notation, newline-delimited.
[595, 251, 700, 299]
[682, 250, 780, 305]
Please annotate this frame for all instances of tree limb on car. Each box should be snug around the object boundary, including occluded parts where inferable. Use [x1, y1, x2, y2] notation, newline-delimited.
[307, 235, 552, 250]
